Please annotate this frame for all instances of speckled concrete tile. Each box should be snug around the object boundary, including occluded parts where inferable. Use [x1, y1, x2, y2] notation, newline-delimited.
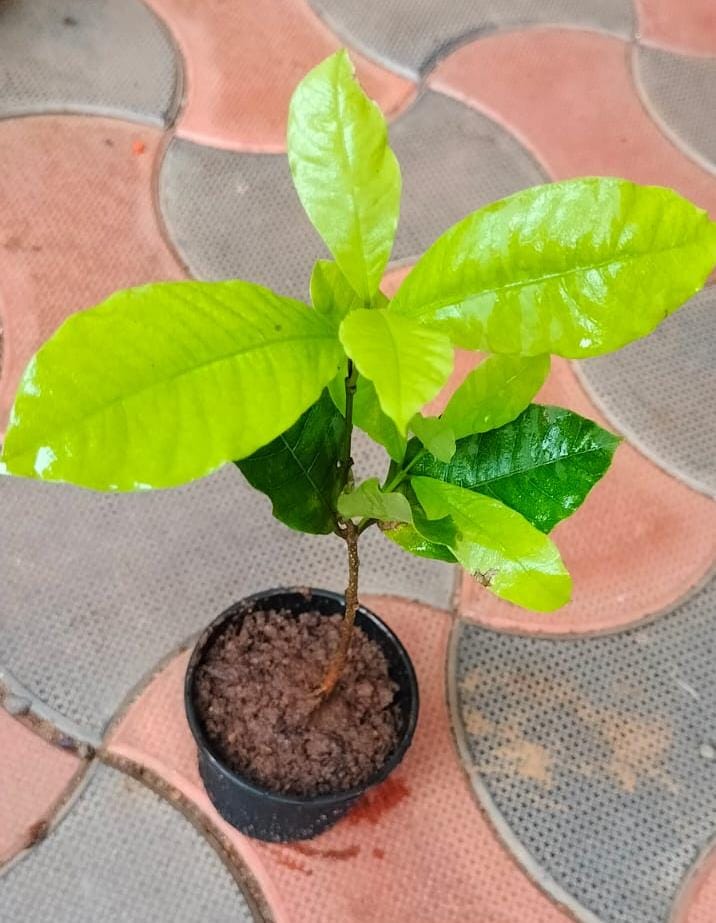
[0, 0, 179, 125]
[108, 596, 575, 923]
[0, 763, 261, 922]
[159, 91, 544, 294]
[577, 287, 716, 497]
[0, 116, 184, 431]
[309, 0, 633, 77]
[145, 0, 414, 151]
[0, 435, 454, 741]
[635, 0, 716, 56]
[635, 46, 716, 174]
[457, 357, 716, 635]
[451, 576, 716, 923]
[0, 709, 84, 867]
[430, 29, 716, 216]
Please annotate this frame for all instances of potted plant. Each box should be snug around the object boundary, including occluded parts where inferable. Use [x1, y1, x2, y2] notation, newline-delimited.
[2, 50, 715, 842]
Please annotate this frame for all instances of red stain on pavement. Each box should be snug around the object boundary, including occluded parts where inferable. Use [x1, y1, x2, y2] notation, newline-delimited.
[345, 776, 410, 826]
[292, 842, 360, 861]
[372, 847, 385, 860]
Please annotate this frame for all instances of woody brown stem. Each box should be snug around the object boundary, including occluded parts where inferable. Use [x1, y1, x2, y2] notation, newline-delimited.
[320, 520, 359, 696]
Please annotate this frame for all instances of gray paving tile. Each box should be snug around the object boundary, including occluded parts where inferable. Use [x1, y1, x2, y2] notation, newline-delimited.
[577, 287, 716, 497]
[0, 434, 454, 740]
[160, 91, 544, 294]
[309, 0, 633, 77]
[636, 46, 716, 173]
[0, 763, 260, 921]
[0, 0, 180, 125]
[451, 577, 716, 923]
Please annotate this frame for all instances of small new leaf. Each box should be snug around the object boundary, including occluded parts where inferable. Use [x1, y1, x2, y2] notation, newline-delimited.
[310, 260, 364, 328]
[329, 368, 406, 462]
[337, 478, 413, 524]
[410, 414, 456, 463]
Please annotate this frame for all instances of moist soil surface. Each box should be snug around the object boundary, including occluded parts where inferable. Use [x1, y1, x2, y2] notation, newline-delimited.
[194, 609, 400, 797]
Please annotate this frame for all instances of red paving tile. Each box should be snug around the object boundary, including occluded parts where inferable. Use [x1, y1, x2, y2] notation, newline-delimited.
[635, 0, 716, 56]
[108, 596, 573, 923]
[0, 116, 184, 433]
[430, 29, 716, 216]
[458, 356, 716, 634]
[672, 843, 716, 922]
[0, 709, 83, 866]
[145, 0, 415, 152]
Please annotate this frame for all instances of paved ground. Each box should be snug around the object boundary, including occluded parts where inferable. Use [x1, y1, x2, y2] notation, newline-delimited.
[0, 2, 715, 921]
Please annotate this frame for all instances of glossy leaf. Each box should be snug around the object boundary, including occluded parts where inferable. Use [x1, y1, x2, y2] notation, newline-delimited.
[0, 281, 343, 491]
[236, 390, 344, 534]
[339, 309, 453, 434]
[391, 178, 716, 357]
[329, 367, 406, 462]
[442, 354, 550, 439]
[410, 405, 620, 532]
[383, 522, 457, 563]
[411, 477, 572, 611]
[337, 477, 413, 523]
[288, 50, 401, 302]
[310, 260, 364, 328]
[410, 414, 456, 463]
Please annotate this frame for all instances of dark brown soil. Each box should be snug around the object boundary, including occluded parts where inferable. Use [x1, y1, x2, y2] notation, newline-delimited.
[194, 609, 400, 796]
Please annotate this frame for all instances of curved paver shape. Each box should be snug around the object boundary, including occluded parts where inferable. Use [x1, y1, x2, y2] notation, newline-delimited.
[0, 0, 179, 125]
[159, 91, 544, 294]
[635, 46, 716, 175]
[309, 0, 633, 76]
[0, 437, 454, 741]
[451, 576, 716, 923]
[0, 763, 261, 922]
[672, 841, 716, 922]
[577, 287, 716, 497]
[635, 0, 716, 57]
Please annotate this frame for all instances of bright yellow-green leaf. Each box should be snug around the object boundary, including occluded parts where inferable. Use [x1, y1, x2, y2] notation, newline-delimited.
[329, 370, 407, 462]
[410, 414, 456, 463]
[411, 476, 572, 611]
[337, 477, 413, 523]
[310, 260, 364, 328]
[391, 178, 716, 358]
[288, 50, 401, 303]
[442, 355, 550, 439]
[339, 309, 453, 434]
[0, 281, 343, 491]
[383, 522, 457, 563]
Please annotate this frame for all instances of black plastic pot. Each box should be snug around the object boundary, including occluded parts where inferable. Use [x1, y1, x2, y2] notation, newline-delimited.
[185, 587, 419, 842]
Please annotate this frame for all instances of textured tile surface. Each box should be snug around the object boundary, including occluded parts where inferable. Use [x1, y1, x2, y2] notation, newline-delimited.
[0, 763, 259, 922]
[457, 358, 716, 634]
[109, 596, 574, 923]
[431, 29, 716, 216]
[145, 0, 414, 151]
[0, 709, 82, 867]
[635, 46, 716, 173]
[309, 0, 633, 76]
[0, 116, 184, 430]
[578, 287, 716, 496]
[452, 576, 716, 923]
[635, 0, 716, 56]
[0, 0, 179, 125]
[159, 91, 543, 294]
[0, 440, 454, 739]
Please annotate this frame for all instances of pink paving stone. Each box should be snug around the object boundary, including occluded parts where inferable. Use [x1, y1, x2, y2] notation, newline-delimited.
[636, 0, 716, 56]
[0, 116, 184, 433]
[672, 843, 716, 922]
[429, 29, 716, 217]
[457, 355, 716, 634]
[107, 595, 573, 923]
[0, 709, 83, 866]
[144, 0, 415, 153]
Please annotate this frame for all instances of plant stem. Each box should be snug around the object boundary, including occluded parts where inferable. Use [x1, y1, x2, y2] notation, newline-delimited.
[320, 519, 359, 696]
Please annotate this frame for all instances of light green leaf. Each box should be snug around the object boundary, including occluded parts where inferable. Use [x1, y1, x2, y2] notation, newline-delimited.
[411, 476, 571, 611]
[410, 414, 456, 463]
[0, 281, 343, 491]
[288, 49, 401, 303]
[443, 354, 550, 439]
[339, 309, 453, 434]
[310, 260, 364, 328]
[383, 521, 457, 563]
[409, 405, 620, 532]
[391, 178, 716, 358]
[236, 390, 344, 534]
[337, 477, 413, 523]
[328, 369, 406, 462]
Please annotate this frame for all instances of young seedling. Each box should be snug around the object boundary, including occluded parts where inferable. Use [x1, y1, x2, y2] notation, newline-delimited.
[2, 51, 715, 697]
